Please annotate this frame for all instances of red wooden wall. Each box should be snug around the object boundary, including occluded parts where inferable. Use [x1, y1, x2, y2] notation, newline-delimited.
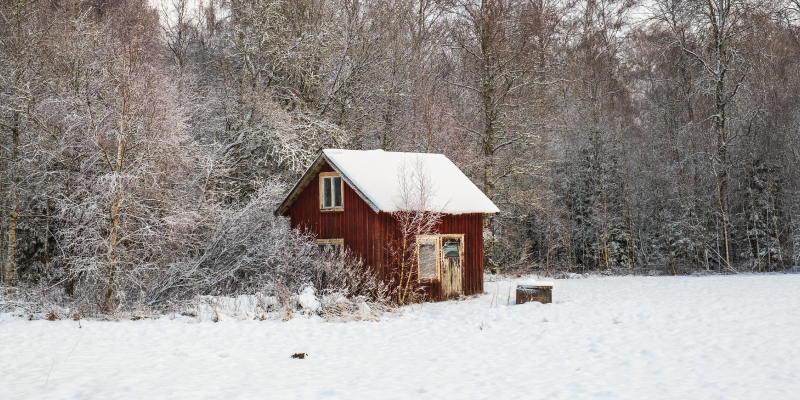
[282, 161, 485, 300]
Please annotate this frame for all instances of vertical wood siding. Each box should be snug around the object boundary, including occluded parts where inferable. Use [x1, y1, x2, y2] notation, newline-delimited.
[282, 161, 485, 301]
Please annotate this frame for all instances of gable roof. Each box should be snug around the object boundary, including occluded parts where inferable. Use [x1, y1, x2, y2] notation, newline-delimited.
[275, 149, 499, 215]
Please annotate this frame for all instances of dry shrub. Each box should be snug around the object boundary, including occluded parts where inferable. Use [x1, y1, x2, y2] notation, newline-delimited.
[310, 250, 392, 321]
[0, 283, 74, 320]
[311, 250, 388, 300]
[318, 293, 385, 322]
[44, 310, 60, 321]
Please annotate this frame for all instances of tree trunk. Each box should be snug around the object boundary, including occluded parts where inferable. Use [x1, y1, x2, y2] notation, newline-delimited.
[0, 182, 5, 285]
[44, 196, 50, 268]
[717, 180, 731, 272]
[771, 190, 785, 272]
[545, 218, 553, 277]
[711, 0, 732, 273]
[5, 112, 20, 286]
[7, 195, 18, 286]
[565, 195, 573, 272]
[105, 193, 120, 312]
[480, 23, 498, 271]
[105, 89, 128, 313]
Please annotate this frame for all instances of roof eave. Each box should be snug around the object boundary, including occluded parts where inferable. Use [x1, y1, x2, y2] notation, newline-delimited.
[274, 152, 383, 216]
[323, 153, 381, 213]
[274, 153, 327, 216]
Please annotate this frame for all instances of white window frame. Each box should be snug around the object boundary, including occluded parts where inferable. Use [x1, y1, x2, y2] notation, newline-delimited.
[319, 172, 344, 211]
[417, 235, 441, 282]
[316, 238, 344, 255]
[439, 234, 464, 261]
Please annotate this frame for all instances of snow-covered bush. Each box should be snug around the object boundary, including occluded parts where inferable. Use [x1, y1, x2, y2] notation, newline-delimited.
[1, 186, 391, 321]
[309, 250, 392, 321]
[297, 287, 321, 314]
[143, 186, 392, 319]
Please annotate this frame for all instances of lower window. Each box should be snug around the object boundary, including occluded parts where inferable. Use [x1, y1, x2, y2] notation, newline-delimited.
[316, 238, 344, 255]
[417, 235, 439, 280]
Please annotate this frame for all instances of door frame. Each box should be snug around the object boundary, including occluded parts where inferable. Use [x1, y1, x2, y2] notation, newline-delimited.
[439, 234, 465, 298]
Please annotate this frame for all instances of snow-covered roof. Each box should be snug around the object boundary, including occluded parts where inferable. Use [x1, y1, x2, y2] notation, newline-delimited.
[517, 280, 554, 287]
[276, 149, 499, 215]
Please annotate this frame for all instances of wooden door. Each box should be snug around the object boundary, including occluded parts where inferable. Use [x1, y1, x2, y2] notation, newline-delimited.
[440, 236, 464, 299]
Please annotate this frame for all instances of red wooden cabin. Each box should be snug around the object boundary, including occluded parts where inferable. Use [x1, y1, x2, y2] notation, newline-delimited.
[275, 149, 499, 301]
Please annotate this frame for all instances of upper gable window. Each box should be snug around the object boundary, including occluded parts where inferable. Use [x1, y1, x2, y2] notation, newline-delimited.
[319, 172, 343, 211]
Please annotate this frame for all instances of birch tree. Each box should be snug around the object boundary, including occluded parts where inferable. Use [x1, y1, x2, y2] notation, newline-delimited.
[653, 0, 757, 272]
[0, 0, 53, 285]
[390, 157, 443, 304]
[47, 1, 194, 313]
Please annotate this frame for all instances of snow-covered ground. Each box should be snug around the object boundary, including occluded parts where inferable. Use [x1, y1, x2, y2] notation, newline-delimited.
[2, 274, 799, 399]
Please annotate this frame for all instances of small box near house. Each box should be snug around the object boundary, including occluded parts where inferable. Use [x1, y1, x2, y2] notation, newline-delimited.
[516, 280, 553, 304]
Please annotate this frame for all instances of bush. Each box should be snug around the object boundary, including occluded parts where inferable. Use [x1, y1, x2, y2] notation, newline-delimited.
[0, 186, 392, 320]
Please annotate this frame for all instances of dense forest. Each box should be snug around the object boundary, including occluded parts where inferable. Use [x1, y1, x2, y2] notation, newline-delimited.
[3, 0, 800, 301]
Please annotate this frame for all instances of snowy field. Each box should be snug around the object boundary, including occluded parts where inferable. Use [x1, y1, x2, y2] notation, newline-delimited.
[2, 274, 799, 399]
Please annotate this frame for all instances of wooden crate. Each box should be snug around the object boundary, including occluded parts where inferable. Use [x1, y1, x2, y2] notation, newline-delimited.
[516, 284, 552, 304]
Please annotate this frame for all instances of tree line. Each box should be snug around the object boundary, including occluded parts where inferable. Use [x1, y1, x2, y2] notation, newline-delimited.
[2, 0, 800, 297]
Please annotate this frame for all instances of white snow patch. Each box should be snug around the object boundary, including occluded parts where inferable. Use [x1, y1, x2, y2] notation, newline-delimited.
[297, 287, 321, 314]
[516, 279, 553, 287]
[194, 294, 279, 321]
[2, 274, 799, 399]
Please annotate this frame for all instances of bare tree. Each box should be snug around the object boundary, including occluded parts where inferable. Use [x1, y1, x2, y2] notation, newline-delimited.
[44, 1, 196, 313]
[652, 0, 760, 272]
[444, 0, 535, 225]
[0, 0, 56, 285]
[388, 157, 443, 304]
